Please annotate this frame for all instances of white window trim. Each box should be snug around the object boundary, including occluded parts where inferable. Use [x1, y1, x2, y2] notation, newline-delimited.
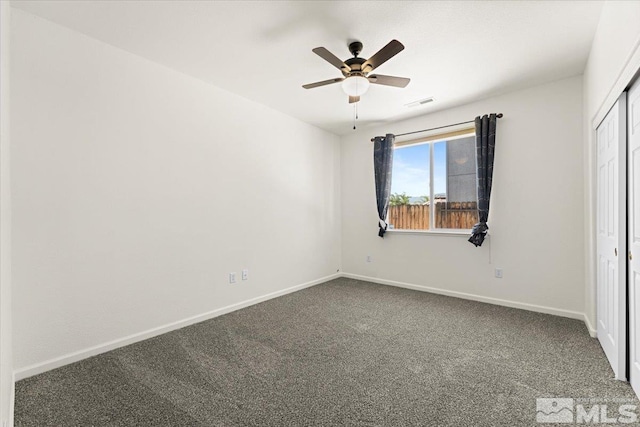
[389, 126, 476, 233]
[385, 229, 477, 237]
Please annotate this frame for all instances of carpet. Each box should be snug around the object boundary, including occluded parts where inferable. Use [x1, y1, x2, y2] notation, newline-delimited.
[14, 278, 639, 426]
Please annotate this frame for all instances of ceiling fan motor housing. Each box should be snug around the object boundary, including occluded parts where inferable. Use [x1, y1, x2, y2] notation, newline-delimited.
[343, 58, 366, 77]
[343, 41, 367, 77]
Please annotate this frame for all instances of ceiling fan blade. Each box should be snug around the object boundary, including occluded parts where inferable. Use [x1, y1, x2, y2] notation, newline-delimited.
[349, 96, 360, 104]
[312, 47, 351, 72]
[368, 74, 410, 88]
[302, 77, 345, 89]
[362, 40, 405, 72]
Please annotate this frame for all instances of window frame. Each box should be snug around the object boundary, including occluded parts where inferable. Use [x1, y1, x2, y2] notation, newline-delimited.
[387, 125, 477, 235]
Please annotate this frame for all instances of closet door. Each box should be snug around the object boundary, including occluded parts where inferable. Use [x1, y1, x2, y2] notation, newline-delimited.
[628, 81, 640, 395]
[596, 93, 627, 380]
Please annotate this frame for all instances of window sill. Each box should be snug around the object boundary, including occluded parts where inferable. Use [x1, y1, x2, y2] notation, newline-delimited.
[385, 229, 479, 237]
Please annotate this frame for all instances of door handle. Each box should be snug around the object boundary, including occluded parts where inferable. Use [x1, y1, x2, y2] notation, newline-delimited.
[615, 248, 618, 256]
[631, 252, 634, 261]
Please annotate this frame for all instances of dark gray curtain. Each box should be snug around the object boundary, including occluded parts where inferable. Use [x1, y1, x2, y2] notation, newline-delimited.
[373, 134, 395, 237]
[468, 114, 497, 247]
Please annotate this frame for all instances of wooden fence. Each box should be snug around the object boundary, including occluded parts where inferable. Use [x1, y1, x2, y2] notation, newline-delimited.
[388, 202, 478, 230]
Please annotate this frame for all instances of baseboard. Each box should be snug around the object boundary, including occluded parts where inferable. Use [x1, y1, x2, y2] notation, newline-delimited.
[13, 273, 340, 381]
[341, 272, 588, 323]
[12, 271, 594, 381]
[583, 314, 597, 338]
[8, 373, 14, 427]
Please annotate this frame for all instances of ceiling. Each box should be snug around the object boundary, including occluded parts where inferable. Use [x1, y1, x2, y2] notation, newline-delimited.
[13, 0, 604, 135]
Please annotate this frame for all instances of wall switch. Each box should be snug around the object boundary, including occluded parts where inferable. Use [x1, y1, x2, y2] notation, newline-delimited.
[366, 255, 372, 263]
[242, 269, 249, 281]
[229, 272, 236, 284]
[495, 268, 503, 279]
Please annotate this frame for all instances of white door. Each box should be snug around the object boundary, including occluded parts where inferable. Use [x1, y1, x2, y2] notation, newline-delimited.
[628, 80, 640, 395]
[597, 93, 627, 380]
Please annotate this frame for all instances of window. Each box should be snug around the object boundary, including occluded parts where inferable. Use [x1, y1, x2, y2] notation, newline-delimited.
[388, 128, 478, 231]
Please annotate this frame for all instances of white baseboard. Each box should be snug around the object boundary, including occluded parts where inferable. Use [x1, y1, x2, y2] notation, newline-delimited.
[341, 272, 590, 326]
[8, 373, 13, 427]
[13, 271, 596, 382]
[13, 273, 340, 381]
[583, 314, 597, 338]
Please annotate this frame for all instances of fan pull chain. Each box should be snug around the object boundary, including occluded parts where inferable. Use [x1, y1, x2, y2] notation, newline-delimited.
[353, 102, 359, 130]
[353, 104, 356, 130]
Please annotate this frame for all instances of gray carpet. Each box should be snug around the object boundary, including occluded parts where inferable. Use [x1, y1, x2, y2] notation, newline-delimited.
[14, 278, 639, 426]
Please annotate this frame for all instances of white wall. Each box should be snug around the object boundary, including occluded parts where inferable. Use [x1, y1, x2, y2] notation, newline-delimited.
[341, 76, 585, 319]
[11, 10, 341, 373]
[0, 1, 13, 425]
[583, 1, 640, 329]
[12, 0, 637, 390]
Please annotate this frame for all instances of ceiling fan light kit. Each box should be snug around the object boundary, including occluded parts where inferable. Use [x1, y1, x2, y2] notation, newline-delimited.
[303, 39, 411, 128]
[341, 75, 370, 97]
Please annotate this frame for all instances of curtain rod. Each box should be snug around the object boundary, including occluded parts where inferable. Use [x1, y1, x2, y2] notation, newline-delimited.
[370, 113, 503, 142]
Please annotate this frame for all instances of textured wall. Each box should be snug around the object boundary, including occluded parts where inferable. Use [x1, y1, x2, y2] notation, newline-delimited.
[1, 1, 13, 425]
[11, 10, 341, 372]
[342, 76, 585, 316]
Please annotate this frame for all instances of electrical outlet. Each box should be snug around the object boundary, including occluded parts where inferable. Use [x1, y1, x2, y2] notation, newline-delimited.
[242, 269, 249, 281]
[495, 268, 503, 279]
[366, 255, 372, 263]
[229, 272, 236, 284]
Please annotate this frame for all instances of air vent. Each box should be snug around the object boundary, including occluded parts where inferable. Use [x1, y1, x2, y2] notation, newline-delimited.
[405, 97, 435, 108]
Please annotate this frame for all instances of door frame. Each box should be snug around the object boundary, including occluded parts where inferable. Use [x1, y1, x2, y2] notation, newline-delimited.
[596, 93, 628, 380]
[587, 42, 640, 341]
[628, 78, 640, 395]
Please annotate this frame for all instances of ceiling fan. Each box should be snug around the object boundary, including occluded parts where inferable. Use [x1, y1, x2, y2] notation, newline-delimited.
[302, 40, 410, 104]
